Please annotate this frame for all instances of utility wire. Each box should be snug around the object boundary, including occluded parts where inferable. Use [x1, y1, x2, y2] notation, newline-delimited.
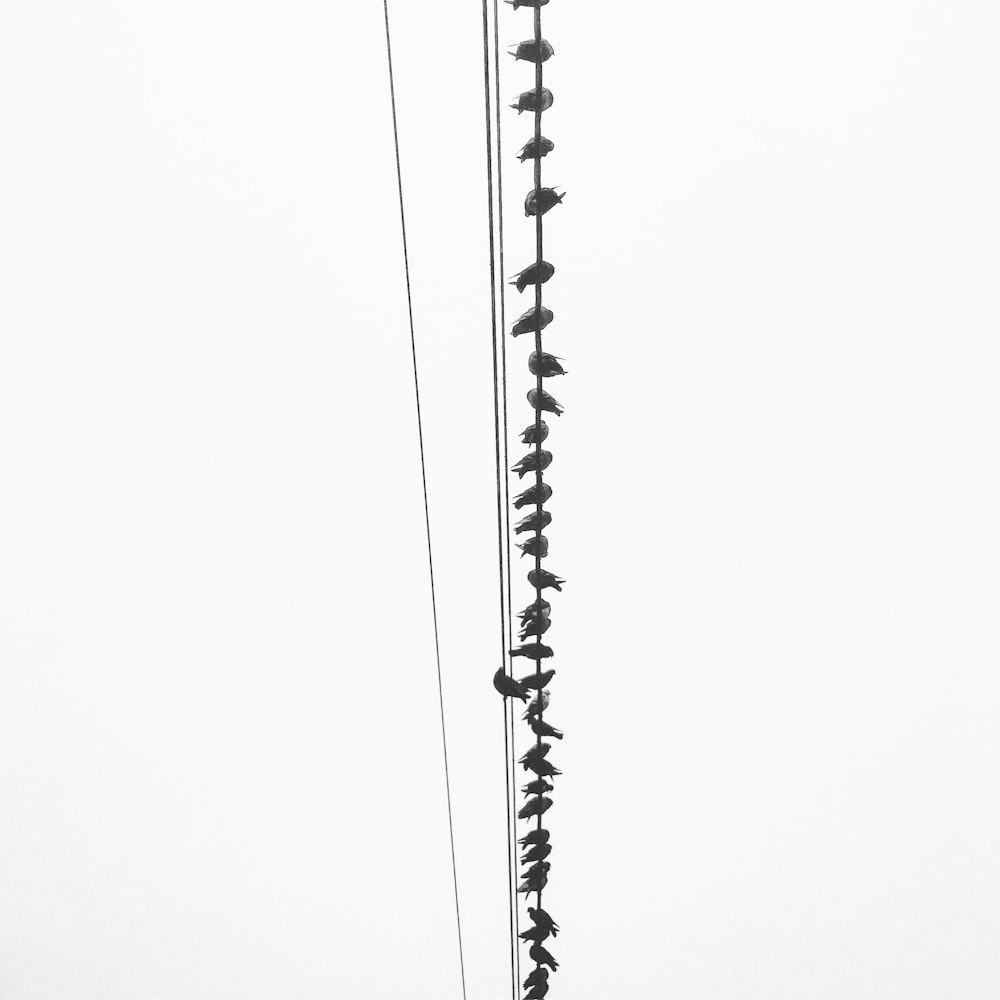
[481, 1, 520, 995]
[383, 4, 467, 996]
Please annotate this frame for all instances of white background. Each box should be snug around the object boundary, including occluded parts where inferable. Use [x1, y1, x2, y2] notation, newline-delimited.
[2, 2, 999, 997]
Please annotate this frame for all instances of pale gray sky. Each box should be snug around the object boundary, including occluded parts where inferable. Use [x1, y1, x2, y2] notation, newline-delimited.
[2, 2, 1000, 997]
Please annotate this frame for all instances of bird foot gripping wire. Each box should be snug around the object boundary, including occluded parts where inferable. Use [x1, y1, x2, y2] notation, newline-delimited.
[492, 0, 565, 991]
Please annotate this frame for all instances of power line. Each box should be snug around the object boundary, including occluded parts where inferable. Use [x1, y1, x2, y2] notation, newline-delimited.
[382, 4, 467, 996]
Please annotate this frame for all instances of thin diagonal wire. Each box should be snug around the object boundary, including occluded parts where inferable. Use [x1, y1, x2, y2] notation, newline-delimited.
[383, 5, 466, 996]
[481, 1, 519, 995]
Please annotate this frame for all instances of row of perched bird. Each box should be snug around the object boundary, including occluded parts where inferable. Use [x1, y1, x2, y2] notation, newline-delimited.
[493, 2, 563, 995]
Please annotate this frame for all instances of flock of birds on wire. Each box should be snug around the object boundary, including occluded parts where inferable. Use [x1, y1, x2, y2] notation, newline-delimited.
[491, 0, 564, 994]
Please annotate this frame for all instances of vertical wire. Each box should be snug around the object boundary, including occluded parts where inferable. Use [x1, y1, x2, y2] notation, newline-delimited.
[383, 4, 467, 996]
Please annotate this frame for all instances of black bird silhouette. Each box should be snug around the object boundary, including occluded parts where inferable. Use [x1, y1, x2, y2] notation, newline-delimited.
[529, 717, 564, 739]
[493, 668, 528, 702]
[517, 535, 549, 561]
[528, 387, 564, 416]
[530, 943, 559, 971]
[524, 967, 549, 990]
[510, 643, 553, 661]
[524, 987, 549, 1000]
[523, 690, 550, 720]
[525, 757, 561, 778]
[518, 597, 551, 620]
[519, 827, 550, 847]
[519, 615, 551, 639]
[517, 795, 552, 819]
[520, 742, 552, 763]
[528, 568, 565, 591]
[509, 38, 555, 63]
[510, 260, 554, 293]
[528, 352, 567, 377]
[525, 187, 566, 217]
[518, 871, 548, 896]
[522, 777, 553, 796]
[510, 86, 554, 115]
[522, 861, 551, 882]
[521, 842, 553, 864]
[511, 304, 554, 337]
[528, 906, 561, 937]
[514, 482, 552, 509]
[518, 136, 556, 164]
[519, 668, 555, 691]
[511, 450, 553, 478]
[519, 923, 552, 944]
[519, 420, 549, 444]
[515, 512, 552, 538]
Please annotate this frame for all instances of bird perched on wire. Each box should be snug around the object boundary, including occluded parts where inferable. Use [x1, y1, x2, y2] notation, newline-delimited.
[520, 743, 551, 765]
[510, 86, 554, 115]
[530, 943, 559, 971]
[510, 643, 553, 661]
[528, 387, 564, 416]
[519, 668, 555, 691]
[517, 535, 549, 561]
[509, 38, 555, 63]
[529, 352, 567, 377]
[518, 869, 548, 897]
[524, 986, 549, 1000]
[514, 482, 552, 509]
[519, 420, 549, 446]
[511, 304, 553, 337]
[525, 187, 566, 218]
[519, 614, 551, 640]
[517, 135, 555, 163]
[518, 597, 551, 621]
[493, 668, 528, 702]
[519, 922, 552, 944]
[518, 795, 552, 820]
[511, 449, 553, 478]
[522, 777, 553, 796]
[510, 260, 554, 293]
[528, 906, 560, 938]
[519, 827, 549, 848]
[524, 967, 549, 991]
[521, 841, 553, 863]
[523, 690, 550, 720]
[528, 568, 565, 592]
[525, 756, 561, 778]
[529, 717, 563, 739]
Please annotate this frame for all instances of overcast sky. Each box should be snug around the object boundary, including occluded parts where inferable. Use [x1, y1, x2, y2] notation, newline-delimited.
[2, 2, 1000, 998]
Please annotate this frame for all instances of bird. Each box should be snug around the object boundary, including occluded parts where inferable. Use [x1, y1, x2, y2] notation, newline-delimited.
[528, 387, 564, 416]
[517, 136, 556, 165]
[520, 419, 549, 444]
[519, 827, 549, 848]
[521, 861, 551, 882]
[529, 717, 564, 739]
[510, 643, 553, 660]
[493, 668, 528, 702]
[510, 86, 554, 115]
[514, 482, 552, 509]
[518, 870, 548, 896]
[517, 535, 549, 560]
[510, 260, 554, 293]
[509, 38, 555, 63]
[521, 842, 553, 863]
[520, 742, 552, 764]
[525, 187, 566, 217]
[524, 987, 549, 1000]
[519, 668, 555, 690]
[528, 568, 565, 591]
[522, 777, 553, 796]
[518, 597, 551, 620]
[530, 943, 559, 971]
[528, 906, 560, 937]
[511, 304, 553, 337]
[524, 757, 561, 778]
[518, 795, 552, 819]
[511, 449, 553, 478]
[519, 923, 552, 944]
[524, 967, 549, 990]
[519, 615, 551, 640]
[523, 690, 550, 720]
[528, 352, 567, 377]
